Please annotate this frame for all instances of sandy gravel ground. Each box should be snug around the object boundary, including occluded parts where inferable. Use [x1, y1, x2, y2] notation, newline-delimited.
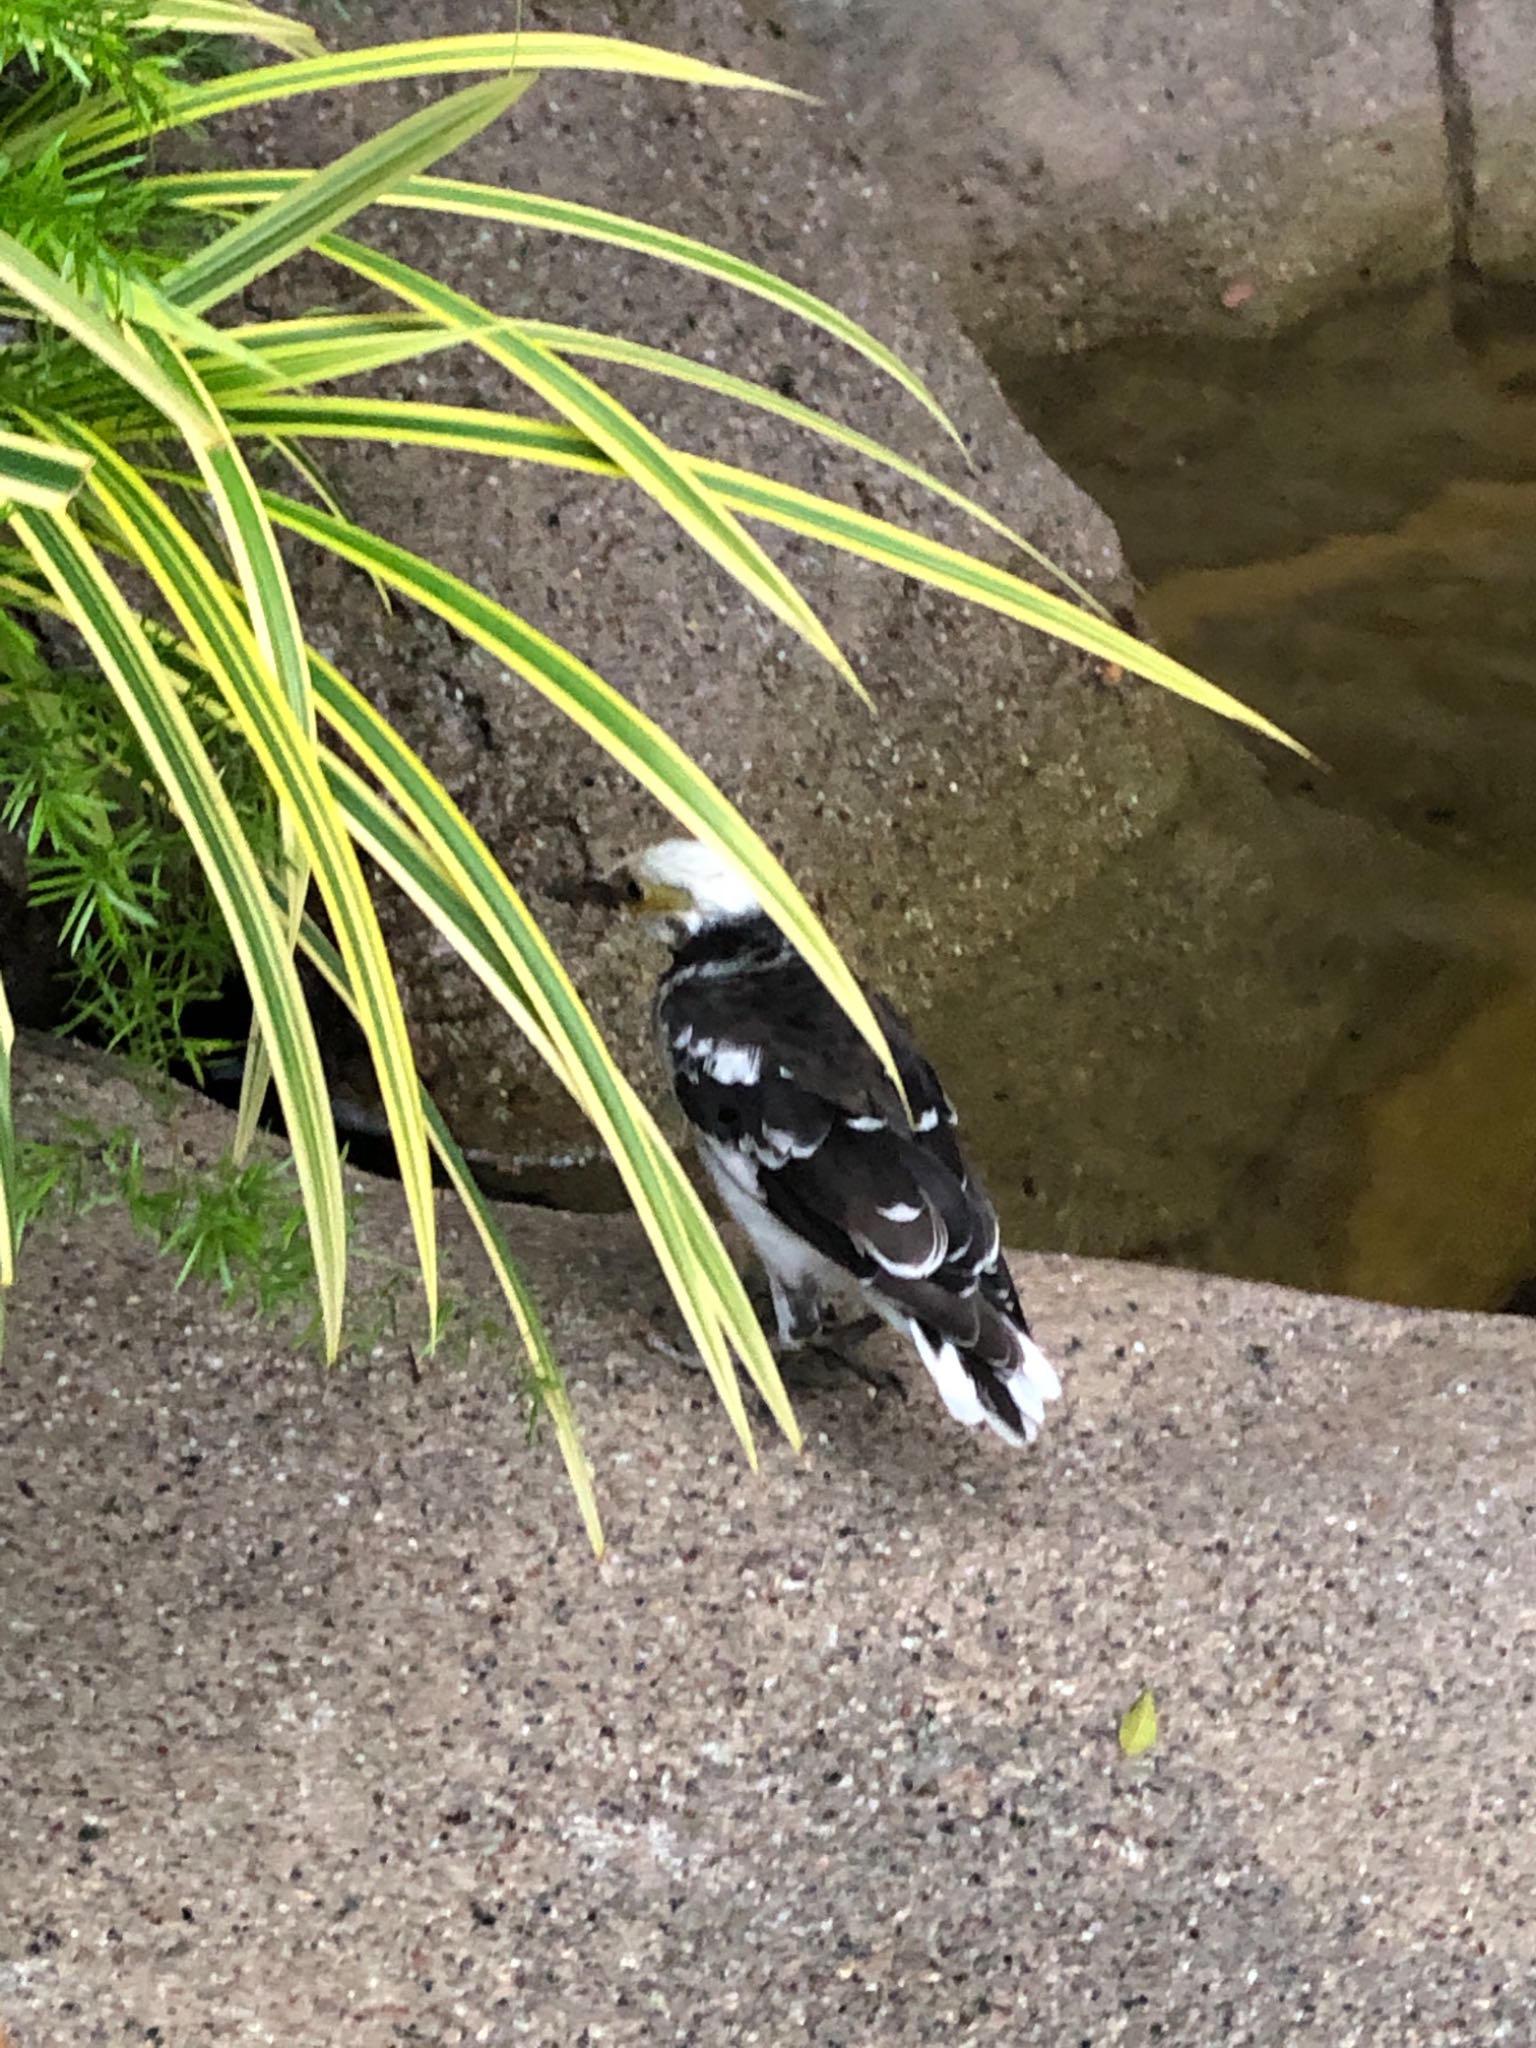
[2, 1046, 1533, 2044]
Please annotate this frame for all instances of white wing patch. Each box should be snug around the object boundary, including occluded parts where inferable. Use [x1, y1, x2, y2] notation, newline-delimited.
[758, 1125, 821, 1163]
[701, 1040, 762, 1087]
[674, 1030, 764, 1088]
[877, 1199, 923, 1223]
[856, 1213, 947, 1280]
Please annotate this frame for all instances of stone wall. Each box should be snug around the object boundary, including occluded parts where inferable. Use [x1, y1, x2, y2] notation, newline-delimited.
[207, 0, 1219, 1185]
[763, 0, 1536, 351]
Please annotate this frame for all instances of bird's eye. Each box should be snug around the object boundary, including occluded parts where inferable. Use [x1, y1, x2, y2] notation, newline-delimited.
[621, 874, 645, 905]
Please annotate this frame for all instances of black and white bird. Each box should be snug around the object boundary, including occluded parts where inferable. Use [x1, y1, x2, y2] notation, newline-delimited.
[618, 838, 1060, 1446]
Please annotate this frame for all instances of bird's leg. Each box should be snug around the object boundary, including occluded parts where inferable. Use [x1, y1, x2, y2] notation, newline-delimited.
[767, 1273, 824, 1348]
[769, 1279, 907, 1401]
[645, 1270, 903, 1404]
[640, 1267, 810, 1382]
[642, 1267, 800, 1379]
[801, 1324, 907, 1400]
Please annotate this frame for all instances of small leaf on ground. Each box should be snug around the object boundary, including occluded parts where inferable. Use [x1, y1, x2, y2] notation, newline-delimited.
[1119, 1688, 1158, 1756]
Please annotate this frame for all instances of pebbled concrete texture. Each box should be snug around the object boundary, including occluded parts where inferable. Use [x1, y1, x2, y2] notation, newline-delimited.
[3, 1043, 1535, 2044]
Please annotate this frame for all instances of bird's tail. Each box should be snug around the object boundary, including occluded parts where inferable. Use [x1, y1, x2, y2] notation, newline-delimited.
[907, 1315, 1061, 1448]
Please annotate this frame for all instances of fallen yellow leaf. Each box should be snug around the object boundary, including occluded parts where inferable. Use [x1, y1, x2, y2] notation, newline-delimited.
[1119, 1687, 1158, 1756]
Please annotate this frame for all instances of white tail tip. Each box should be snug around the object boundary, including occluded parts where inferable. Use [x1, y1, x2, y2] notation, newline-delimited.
[907, 1322, 1061, 1448]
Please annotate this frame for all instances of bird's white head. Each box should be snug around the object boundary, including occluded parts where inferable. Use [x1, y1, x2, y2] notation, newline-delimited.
[617, 837, 765, 941]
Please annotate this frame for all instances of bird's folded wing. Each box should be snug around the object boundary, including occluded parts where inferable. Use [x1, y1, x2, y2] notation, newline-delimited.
[662, 964, 1007, 1339]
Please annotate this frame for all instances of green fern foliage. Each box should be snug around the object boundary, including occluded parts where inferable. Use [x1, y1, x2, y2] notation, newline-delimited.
[0, 654, 274, 1074]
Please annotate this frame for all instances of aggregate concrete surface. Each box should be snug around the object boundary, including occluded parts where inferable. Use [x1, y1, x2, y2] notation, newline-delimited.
[3, 1045, 1535, 2044]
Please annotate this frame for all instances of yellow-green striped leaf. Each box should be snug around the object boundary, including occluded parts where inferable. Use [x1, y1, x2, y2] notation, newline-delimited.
[232, 1027, 273, 1162]
[222, 312, 1109, 620]
[133, 337, 319, 1151]
[58, 34, 804, 168]
[319, 232, 860, 695]
[47, 419, 440, 1339]
[521, 321, 1112, 622]
[0, 232, 218, 450]
[293, 910, 605, 1557]
[0, 428, 91, 512]
[117, 276, 293, 386]
[0, 964, 15, 1288]
[152, 170, 960, 446]
[307, 665, 796, 1454]
[210, 312, 458, 389]
[0, 240, 312, 735]
[138, 0, 323, 56]
[207, 394, 1298, 749]
[137, 334, 312, 726]
[259, 432, 395, 611]
[414, 1089, 604, 1559]
[166, 73, 537, 316]
[699, 456, 1309, 753]
[216, 394, 610, 472]
[8, 506, 348, 1352]
[49, 314, 457, 422]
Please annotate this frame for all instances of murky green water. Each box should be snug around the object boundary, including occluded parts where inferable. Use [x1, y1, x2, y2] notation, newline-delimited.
[963, 278, 1536, 1310]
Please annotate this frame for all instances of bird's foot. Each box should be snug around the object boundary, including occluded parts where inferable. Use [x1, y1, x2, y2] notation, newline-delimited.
[641, 1299, 726, 1379]
[642, 1305, 906, 1405]
[783, 1312, 908, 1401]
[819, 1309, 884, 1349]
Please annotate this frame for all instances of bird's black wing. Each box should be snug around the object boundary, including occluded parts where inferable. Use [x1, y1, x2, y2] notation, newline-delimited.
[657, 931, 1016, 1349]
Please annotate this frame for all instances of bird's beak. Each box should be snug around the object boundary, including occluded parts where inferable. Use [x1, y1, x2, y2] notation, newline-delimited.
[604, 859, 691, 919]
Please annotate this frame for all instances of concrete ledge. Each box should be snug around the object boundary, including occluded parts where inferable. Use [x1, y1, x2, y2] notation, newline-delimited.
[2, 1044, 1532, 2040]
